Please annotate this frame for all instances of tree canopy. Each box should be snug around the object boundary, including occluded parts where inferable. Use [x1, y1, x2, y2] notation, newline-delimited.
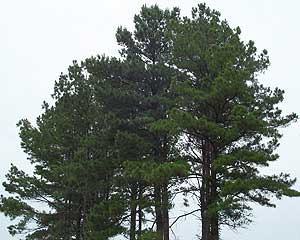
[1, 3, 299, 240]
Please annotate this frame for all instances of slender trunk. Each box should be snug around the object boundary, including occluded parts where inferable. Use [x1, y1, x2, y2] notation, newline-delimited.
[64, 198, 72, 239]
[200, 140, 219, 240]
[130, 206, 137, 240]
[82, 193, 88, 240]
[138, 205, 142, 239]
[200, 140, 211, 240]
[138, 185, 143, 239]
[130, 185, 138, 240]
[210, 215, 219, 240]
[200, 180, 210, 240]
[162, 183, 169, 240]
[154, 185, 163, 239]
[76, 205, 82, 240]
[210, 157, 219, 240]
[201, 211, 210, 240]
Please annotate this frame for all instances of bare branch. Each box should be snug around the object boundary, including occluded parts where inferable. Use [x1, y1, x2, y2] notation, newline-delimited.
[170, 209, 201, 228]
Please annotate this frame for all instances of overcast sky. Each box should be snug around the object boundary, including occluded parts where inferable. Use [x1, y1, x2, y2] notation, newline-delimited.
[1, 1, 300, 239]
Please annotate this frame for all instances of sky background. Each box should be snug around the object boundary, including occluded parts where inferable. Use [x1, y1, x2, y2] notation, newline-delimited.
[1, 1, 300, 239]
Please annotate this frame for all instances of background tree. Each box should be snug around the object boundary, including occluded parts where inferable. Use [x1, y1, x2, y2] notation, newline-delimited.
[0, 58, 129, 239]
[116, 5, 188, 240]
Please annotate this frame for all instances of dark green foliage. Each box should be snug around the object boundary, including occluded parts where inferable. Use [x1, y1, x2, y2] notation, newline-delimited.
[1, 58, 131, 239]
[1, 3, 299, 240]
[152, 3, 299, 239]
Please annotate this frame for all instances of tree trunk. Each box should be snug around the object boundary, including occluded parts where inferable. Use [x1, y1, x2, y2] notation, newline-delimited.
[138, 185, 143, 239]
[130, 185, 138, 240]
[210, 165, 219, 240]
[210, 216, 219, 240]
[200, 140, 219, 240]
[162, 183, 169, 240]
[76, 205, 83, 240]
[154, 185, 163, 239]
[200, 178, 210, 240]
[65, 198, 71, 239]
[200, 140, 211, 240]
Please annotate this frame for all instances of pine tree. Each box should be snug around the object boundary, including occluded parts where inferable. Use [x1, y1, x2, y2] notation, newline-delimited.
[0, 58, 128, 239]
[153, 4, 299, 240]
[1, 4, 299, 240]
[116, 5, 188, 239]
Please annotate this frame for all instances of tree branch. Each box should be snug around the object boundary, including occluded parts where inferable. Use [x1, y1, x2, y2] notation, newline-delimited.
[170, 209, 201, 228]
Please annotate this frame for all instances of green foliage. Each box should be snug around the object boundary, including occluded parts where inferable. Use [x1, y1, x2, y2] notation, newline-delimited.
[1, 3, 299, 240]
[138, 230, 160, 240]
[155, 2, 299, 232]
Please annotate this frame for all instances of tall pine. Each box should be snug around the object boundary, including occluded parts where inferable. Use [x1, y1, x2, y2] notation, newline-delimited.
[153, 4, 299, 240]
[1, 4, 299, 240]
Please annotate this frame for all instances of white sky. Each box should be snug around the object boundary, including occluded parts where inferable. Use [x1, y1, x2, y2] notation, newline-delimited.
[1, 1, 300, 239]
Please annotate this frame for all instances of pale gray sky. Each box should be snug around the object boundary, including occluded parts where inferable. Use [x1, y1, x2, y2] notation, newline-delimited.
[1, 1, 300, 239]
